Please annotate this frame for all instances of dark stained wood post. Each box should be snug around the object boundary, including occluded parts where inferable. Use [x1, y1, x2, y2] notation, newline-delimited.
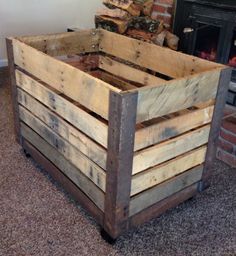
[200, 67, 232, 191]
[103, 91, 138, 240]
[6, 38, 21, 144]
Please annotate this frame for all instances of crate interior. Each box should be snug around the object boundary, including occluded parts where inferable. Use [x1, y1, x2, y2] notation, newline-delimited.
[17, 29, 222, 92]
[55, 53, 173, 91]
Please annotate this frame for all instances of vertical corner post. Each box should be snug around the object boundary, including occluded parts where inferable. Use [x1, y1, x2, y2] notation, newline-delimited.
[104, 91, 138, 239]
[6, 38, 21, 144]
[201, 67, 232, 190]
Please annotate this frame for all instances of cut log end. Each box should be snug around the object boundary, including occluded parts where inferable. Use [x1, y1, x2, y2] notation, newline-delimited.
[96, 6, 131, 19]
[128, 17, 163, 34]
[95, 15, 129, 34]
[103, 0, 142, 16]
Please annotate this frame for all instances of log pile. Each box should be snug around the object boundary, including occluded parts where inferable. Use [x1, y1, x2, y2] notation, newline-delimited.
[95, 0, 179, 50]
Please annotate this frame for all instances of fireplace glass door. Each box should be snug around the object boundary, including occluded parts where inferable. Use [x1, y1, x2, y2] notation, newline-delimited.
[183, 14, 226, 64]
[193, 23, 221, 62]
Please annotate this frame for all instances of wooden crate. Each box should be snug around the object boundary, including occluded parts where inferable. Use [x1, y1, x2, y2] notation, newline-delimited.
[6, 29, 231, 241]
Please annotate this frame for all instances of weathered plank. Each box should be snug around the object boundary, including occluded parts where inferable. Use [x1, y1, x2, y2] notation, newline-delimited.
[21, 124, 105, 211]
[17, 30, 100, 56]
[99, 29, 222, 78]
[22, 138, 104, 224]
[135, 69, 221, 123]
[134, 105, 214, 151]
[19, 107, 106, 191]
[98, 70, 138, 90]
[104, 91, 138, 239]
[129, 183, 198, 228]
[99, 56, 166, 87]
[57, 54, 99, 71]
[18, 89, 107, 169]
[202, 67, 232, 187]
[6, 39, 21, 143]
[131, 146, 207, 196]
[16, 70, 108, 148]
[129, 165, 203, 216]
[133, 125, 210, 174]
[12, 38, 120, 119]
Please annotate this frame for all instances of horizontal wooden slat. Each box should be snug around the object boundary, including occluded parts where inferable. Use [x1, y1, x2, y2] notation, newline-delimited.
[134, 105, 214, 151]
[99, 29, 222, 78]
[135, 69, 221, 123]
[18, 89, 107, 169]
[12, 38, 120, 119]
[99, 56, 166, 87]
[17, 30, 100, 56]
[16, 70, 108, 148]
[19, 107, 106, 191]
[129, 165, 203, 216]
[133, 125, 210, 174]
[97, 70, 138, 90]
[57, 54, 99, 71]
[21, 124, 105, 211]
[131, 146, 207, 196]
[129, 183, 199, 227]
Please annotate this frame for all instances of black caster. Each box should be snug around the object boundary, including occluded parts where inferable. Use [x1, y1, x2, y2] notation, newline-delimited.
[186, 196, 194, 202]
[198, 180, 210, 193]
[23, 149, 31, 158]
[100, 229, 117, 245]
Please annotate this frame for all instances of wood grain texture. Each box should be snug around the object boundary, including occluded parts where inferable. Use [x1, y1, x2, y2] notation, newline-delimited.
[133, 125, 210, 175]
[12, 38, 120, 119]
[135, 69, 221, 123]
[129, 165, 203, 216]
[131, 146, 207, 196]
[202, 67, 232, 183]
[134, 105, 214, 151]
[21, 124, 105, 210]
[18, 89, 107, 169]
[6, 39, 21, 143]
[99, 56, 166, 87]
[19, 108, 106, 191]
[17, 30, 100, 56]
[22, 138, 104, 224]
[104, 91, 138, 239]
[99, 29, 222, 78]
[129, 183, 199, 228]
[98, 70, 138, 90]
[16, 70, 108, 148]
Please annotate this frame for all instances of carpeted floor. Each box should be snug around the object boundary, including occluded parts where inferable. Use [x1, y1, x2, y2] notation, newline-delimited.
[0, 71, 236, 256]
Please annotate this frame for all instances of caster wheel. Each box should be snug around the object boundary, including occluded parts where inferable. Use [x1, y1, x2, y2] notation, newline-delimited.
[23, 149, 31, 158]
[100, 229, 117, 245]
[198, 180, 210, 192]
[186, 196, 194, 202]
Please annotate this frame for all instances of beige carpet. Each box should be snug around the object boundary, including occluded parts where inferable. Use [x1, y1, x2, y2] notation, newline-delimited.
[0, 71, 236, 256]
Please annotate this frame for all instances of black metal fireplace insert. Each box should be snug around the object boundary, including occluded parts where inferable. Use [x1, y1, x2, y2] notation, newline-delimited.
[174, 0, 236, 105]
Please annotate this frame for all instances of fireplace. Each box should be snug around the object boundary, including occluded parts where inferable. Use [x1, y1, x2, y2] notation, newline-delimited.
[174, 0, 236, 105]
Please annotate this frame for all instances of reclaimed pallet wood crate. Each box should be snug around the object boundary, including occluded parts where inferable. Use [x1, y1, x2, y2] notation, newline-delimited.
[7, 29, 231, 241]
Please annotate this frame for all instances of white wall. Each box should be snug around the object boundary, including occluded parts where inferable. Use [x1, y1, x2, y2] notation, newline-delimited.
[0, 0, 102, 66]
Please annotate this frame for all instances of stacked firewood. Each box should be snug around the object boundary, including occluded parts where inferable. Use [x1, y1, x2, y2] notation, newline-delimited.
[95, 0, 179, 50]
